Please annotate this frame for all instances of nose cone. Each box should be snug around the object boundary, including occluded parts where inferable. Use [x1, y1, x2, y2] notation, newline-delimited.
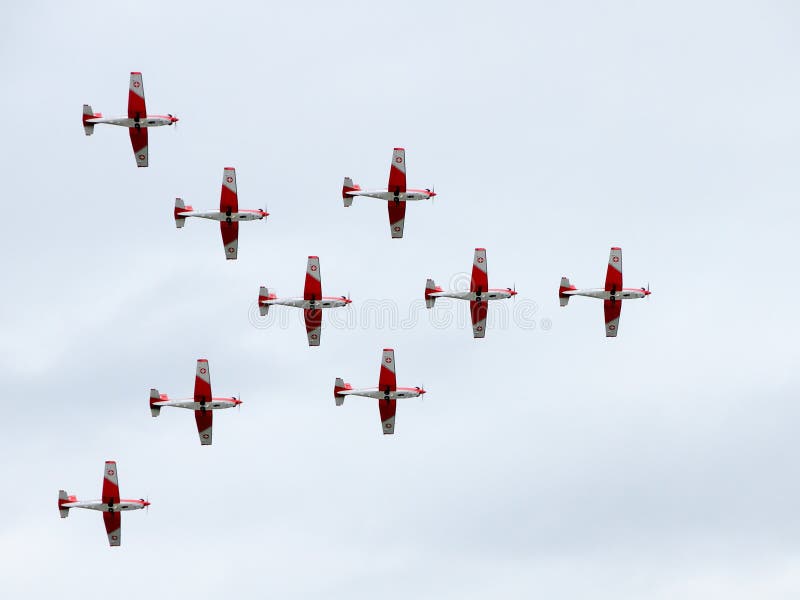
[418, 388, 426, 395]
[171, 116, 179, 124]
[345, 298, 352, 304]
[428, 191, 437, 198]
[510, 289, 518, 296]
[142, 500, 151, 507]
[644, 290, 651, 296]
[234, 398, 243, 405]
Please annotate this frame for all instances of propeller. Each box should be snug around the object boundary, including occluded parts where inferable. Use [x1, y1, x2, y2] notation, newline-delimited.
[426, 185, 436, 203]
[168, 114, 178, 129]
[641, 282, 651, 296]
[506, 282, 517, 296]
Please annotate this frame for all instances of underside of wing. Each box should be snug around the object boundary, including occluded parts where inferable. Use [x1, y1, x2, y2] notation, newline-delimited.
[605, 247, 623, 292]
[220, 167, 238, 214]
[304, 308, 322, 346]
[102, 461, 120, 505]
[304, 256, 322, 301]
[387, 147, 407, 194]
[604, 300, 622, 337]
[470, 300, 488, 338]
[220, 221, 239, 260]
[129, 127, 148, 167]
[103, 511, 122, 547]
[195, 409, 213, 445]
[387, 201, 406, 239]
[378, 349, 397, 391]
[378, 398, 397, 435]
[194, 359, 212, 402]
[471, 248, 488, 294]
[127, 72, 147, 119]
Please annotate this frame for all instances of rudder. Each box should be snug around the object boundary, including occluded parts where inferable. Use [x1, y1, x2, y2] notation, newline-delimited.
[334, 377, 351, 406]
[82, 104, 98, 136]
[425, 278, 441, 309]
[342, 177, 359, 207]
[559, 277, 576, 307]
[150, 388, 166, 417]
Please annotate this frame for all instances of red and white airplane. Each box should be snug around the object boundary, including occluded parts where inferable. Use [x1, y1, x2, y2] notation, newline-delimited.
[58, 461, 149, 547]
[342, 147, 436, 238]
[334, 348, 426, 435]
[174, 167, 268, 260]
[150, 359, 241, 445]
[257, 256, 351, 346]
[559, 247, 651, 337]
[425, 248, 517, 338]
[82, 72, 178, 167]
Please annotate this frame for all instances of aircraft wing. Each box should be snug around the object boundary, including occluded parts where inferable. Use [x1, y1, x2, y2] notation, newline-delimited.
[128, 72, 147, 119]
[128, 127, 148, 167]
[387, 201, 406, 238]
[471, 248, 488, 294]
[103, 511, 122, 547]
[304, 309, 322, 346]
[220, 221, 238, 259]
[604, 299, 622, 337]
[605, 247, 623, 293]
[220, 168, 239, 259]
[304, 256, 322, 301]
[470, 300, 488, 338]
[220, 167, 238, 214]
[102, 461, 120, 505]
[378, 348, 397, 392]
[194, 359, 212, 403]
[379, 397, 397, 435]
[195, 409, 213, 445]
[387, 147, 406, 194]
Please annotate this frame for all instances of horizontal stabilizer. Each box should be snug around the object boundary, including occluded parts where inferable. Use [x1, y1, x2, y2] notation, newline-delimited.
[258, 286, 270, 317]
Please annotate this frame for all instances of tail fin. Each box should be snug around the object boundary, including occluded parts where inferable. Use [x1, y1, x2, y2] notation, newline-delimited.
[174, 198, 191, 228]
[58, 490, 73, 518]
[258, 286, 271, 317]
[82, 104, 98, 136]
[342, 177, 360, 207]
[334, 377, 351, 406]
[559, 277, 576, 307]
[150, 388, 166, 417]
[425, 278, 442, 309]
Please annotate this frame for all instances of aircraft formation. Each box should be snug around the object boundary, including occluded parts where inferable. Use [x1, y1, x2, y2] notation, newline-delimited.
[65, 72, 653, 546]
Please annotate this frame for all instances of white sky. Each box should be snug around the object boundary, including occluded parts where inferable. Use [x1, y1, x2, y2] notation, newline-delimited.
[2, 1, 800, 598]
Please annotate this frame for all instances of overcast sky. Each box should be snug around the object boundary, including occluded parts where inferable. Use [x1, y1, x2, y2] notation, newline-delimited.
[2, 1, 800, 598]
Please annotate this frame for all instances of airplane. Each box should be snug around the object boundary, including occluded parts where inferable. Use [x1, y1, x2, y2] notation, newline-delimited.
[82, 71, 178, 167]
[58, 460, 149, 547]
[334, 348, 426, 435]
[559, 246, 651, 337]
[174, 167, 268, 260]
[150, 359, 241, 445]
[257, 256, 351, 346]
[342, 147, 436, 238]
[425, 248, 517, 338]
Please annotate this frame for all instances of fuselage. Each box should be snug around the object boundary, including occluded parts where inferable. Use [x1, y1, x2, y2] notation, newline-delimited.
[347, 188, 435, 202]
[563, 288, 649, 301]
[261, 296, 351, 310]
[339, 387, 425, 400]
[153, 397, 241, 410]
[61, 499, 149, 512]
[177, 209, 267, 222]
[86, 114, 177, 128]
[429, 288, 517, 301]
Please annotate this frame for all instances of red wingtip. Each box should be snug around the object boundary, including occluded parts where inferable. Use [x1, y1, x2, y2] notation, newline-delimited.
[611, 246, 622, 250]
[393, 147, 404, 151]
[308, 255, 319, 259]
[475, 247, 486, 251]
[130, 71, 142, 75]
[224, 166, 235, 171]
[383, 348, 394, 352]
